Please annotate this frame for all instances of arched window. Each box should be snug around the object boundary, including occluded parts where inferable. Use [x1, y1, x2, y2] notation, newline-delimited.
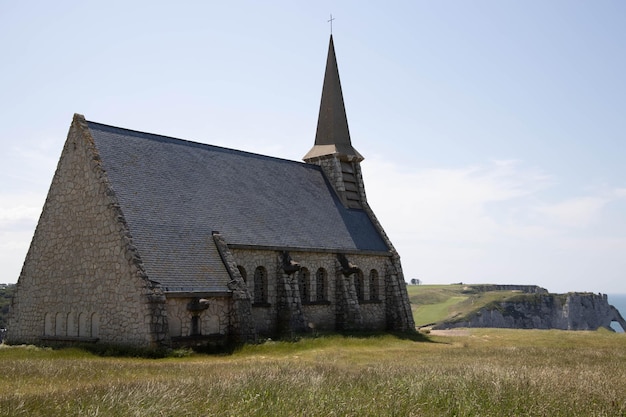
[316, 268, 327, 302]
[91, 312, 100, 338]
[237, 265, 247, 282]
[78, 312, 90, 338]
[298, 268, 310, 303]
[55, 312, 65, 336]
[67, 312, 77, 337]
[44, 313, 54, 336]
[355, 269, 365, 301]
[369, 269, 379, 301]
[254, 266, 268, 304]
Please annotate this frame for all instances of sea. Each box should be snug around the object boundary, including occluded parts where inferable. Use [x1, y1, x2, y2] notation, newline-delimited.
[608, 294, 626, 333]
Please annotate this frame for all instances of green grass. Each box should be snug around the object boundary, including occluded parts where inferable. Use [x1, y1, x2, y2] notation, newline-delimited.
[413, 295, 467, 326]
[408, 284, 528, 326]
[1, 329, 626, 416]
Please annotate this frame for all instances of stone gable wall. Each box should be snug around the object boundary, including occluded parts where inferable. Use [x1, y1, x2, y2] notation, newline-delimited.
[7, 115, 166, 347]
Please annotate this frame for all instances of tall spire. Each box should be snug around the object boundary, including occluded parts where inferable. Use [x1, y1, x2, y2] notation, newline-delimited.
[303, 35, 363, 162]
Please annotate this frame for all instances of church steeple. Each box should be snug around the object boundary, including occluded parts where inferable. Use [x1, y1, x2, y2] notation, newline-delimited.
[303, 35, 363, 162]
[304, 35, 366, 209]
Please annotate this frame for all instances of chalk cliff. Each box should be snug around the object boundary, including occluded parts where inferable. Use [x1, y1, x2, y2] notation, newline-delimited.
[435, 292, 626, 331]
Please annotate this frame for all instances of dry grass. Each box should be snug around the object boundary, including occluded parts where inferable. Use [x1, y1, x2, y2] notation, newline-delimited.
[1, 329, 625, 416]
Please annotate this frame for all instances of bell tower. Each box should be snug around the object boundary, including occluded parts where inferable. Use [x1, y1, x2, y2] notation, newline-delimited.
[303, 35, 366, 209]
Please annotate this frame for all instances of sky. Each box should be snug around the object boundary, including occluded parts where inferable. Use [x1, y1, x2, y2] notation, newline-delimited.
[1, 1, 625, 294]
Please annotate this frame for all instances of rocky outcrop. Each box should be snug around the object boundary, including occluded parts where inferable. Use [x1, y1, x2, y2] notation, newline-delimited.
[435, 292, 626, 331]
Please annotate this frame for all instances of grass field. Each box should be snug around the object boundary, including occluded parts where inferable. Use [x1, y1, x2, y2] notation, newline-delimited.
[407, 284, 531, 327]
[1, 329, 625, 416]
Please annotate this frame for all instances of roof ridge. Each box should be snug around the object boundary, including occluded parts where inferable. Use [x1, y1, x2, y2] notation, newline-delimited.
[86, 120, 315, 167]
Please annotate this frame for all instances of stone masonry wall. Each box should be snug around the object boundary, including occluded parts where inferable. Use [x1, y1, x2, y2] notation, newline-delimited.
[7, 115, 167, 347]
[354, 164, 415, 332]
[231, 248, 390, 336]
[306, 155, 415, 331]
[166, 297, 230, 337]
[308, 155, 347, 204]
[334, 268, 363, 331]
[230, 249, 277, 335]
[211, 232, 256, 343]
[305, 155, 415, 333]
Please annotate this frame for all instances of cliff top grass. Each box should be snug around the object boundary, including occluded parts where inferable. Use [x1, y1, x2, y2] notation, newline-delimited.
[2, 329, 625, 416]
[408, 284, 538, 327]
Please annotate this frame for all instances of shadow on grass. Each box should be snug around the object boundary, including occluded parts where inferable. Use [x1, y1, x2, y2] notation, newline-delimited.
[40, 330, 440, 358]
[270, 329, 436, 344]
[56, 342, 181, 359]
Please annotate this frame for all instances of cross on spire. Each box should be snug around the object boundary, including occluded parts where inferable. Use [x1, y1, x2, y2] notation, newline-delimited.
[328, 14, 335, 34]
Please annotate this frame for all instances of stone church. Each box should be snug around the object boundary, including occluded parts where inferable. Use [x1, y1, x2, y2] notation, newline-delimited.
[8, 36, 414, 348]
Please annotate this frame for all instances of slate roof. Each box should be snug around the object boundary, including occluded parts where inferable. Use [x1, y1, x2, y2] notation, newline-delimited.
[87, 121, 389, 293]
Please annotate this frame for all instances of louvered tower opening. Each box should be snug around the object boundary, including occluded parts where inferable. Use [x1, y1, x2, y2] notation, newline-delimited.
[341, 161, 362, 209]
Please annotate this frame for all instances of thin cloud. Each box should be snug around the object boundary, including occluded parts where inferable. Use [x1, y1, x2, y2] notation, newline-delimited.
[366, 158, 554, 244]
[532, 187, 626, 230]
[0, 195, 44, 230]
[364, 157, 626, 292]
[533, 196, 610, 229]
